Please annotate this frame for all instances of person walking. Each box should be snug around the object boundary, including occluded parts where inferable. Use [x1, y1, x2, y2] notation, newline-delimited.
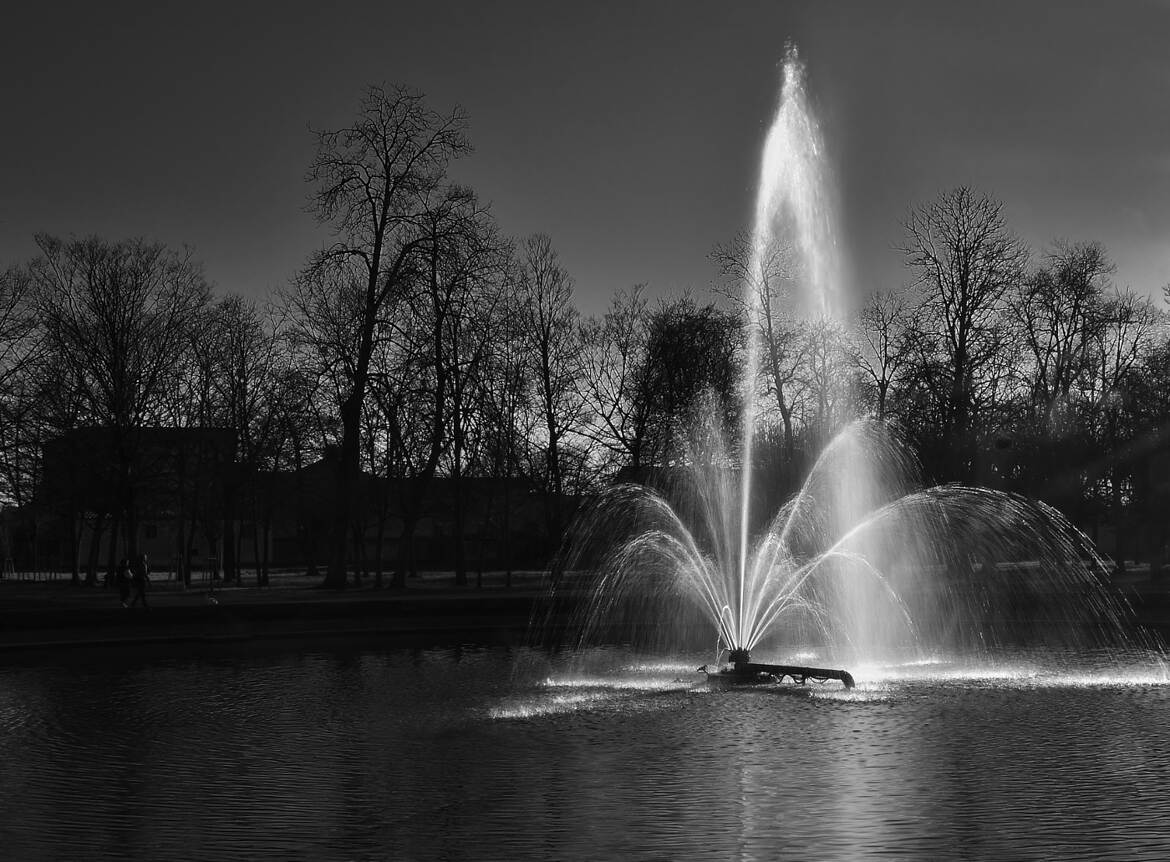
[129, 552, 150, 608]
[116, 558, 132, 607]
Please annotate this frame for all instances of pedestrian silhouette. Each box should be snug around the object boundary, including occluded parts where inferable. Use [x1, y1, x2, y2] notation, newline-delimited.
[129, 553, 150, 608]
[116, 558, 131, 607]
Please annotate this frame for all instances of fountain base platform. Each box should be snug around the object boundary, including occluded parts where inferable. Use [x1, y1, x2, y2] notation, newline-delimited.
[702, 651, 856, 690]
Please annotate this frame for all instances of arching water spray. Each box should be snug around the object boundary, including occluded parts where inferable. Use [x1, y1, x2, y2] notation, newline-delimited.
[538, 47, 1159, 681]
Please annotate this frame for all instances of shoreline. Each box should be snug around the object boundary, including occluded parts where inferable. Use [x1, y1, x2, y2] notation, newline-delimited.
[0, 572, 566, 653]
[3, 570, 1169, 655]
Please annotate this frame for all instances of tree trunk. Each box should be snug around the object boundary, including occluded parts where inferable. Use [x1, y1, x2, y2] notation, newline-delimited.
[374, 513, 386, 589]
[502, 477, 513, 589]
[176, 515, 187, 587]
[85, 514, 105, 587]
[327, 341, 367, 584]
[175, 451, 189, 587]
[105, 514, 121, 589]
[301, 520, 319, 579]
[453, 470, 467, 587]
[70, 514, 83, 586]
[325, 465, 352, 588]
[224, 518, 237, 584]
[350, 520, 366, 587]
[250, 518, 263, 587]
[394, 516, 420, 589]
[184, 514, 201, 586]
[261, 519, 272, 587]
[779, 402, 795, 461]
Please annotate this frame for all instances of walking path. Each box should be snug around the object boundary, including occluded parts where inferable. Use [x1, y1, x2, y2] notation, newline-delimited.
[0, 570, 559, 652]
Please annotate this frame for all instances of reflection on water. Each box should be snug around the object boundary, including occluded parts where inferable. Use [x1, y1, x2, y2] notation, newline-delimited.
[2, 643, 1170, 860]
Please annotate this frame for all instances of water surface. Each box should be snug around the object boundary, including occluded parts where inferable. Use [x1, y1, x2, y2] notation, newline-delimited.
[2, 642, 1168, 860]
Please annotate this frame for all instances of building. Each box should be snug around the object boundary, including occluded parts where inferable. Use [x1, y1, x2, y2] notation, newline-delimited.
[11, 427, 556, 579]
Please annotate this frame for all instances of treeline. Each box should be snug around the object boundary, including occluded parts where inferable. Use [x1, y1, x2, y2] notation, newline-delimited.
[0, 85, 1167, 584]
[729, 186, 1170, 572]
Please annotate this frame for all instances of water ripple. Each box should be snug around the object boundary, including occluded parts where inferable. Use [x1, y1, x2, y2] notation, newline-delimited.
[3, 644, 1170, 860]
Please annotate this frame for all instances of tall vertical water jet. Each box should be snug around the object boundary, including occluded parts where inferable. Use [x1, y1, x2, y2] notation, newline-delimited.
[739, 45, 842, 646]
[540, 45, 1159, 679]
[750, 45, 840, 317]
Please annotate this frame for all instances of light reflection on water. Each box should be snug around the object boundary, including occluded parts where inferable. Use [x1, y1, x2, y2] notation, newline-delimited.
[1, 642, 1169, 860]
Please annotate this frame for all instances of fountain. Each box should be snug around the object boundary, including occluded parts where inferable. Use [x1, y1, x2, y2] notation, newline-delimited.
[538, 46, 1157, 690]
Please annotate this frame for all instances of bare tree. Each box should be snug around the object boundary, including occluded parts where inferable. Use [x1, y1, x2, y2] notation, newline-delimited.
[30, 235, 210, 559]
[199, 295, 286, 585]
[1083, 288, 1162, 570]
[711, 232, 802, 457]
[1009, 240, 1114, 429]
[898, 187, 1028, 476]
[798, 316, 852, 444]
[269, 361, 332, 578]
[848, 289, 913, 421]
[516, 234, 585, 545]
[434, 199, 512, 586]
[578, 284, 653, 470]
[339, 187, 506, 587]
[465, 271, 534, 583]
[0, 265, 39, 395]
[0, 264, 44, 508]
[299, 83, 471, 588]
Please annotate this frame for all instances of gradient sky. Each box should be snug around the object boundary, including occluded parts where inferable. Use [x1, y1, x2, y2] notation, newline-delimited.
[2, 1, 1167, 315]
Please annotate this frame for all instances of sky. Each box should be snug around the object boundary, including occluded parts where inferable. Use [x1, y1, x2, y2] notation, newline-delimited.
[2, 1, 1168, 316]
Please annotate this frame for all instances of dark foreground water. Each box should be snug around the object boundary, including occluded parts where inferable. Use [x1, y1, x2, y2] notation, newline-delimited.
[2, 641, 1169, 861]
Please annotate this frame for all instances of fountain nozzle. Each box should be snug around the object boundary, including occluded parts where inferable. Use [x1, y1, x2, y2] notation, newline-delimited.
[728, 648, 751, 666]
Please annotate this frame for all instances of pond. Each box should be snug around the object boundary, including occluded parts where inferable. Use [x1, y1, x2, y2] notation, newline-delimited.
[2, 641, 1169, 860]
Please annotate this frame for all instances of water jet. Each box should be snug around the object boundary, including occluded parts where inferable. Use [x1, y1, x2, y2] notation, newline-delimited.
[538, 45, 1157, 690]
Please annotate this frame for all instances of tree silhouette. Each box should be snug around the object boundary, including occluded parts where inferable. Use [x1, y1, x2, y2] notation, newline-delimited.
[898, 187, 1028, 479]
[301, 84, 470, 588]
